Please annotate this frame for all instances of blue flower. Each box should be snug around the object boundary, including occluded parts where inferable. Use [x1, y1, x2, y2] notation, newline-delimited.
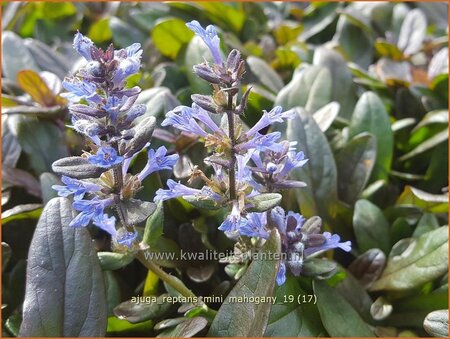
[52, 175, 101, 200]
[162, 106, 208, 137]
[93, 214, 117, 237]
[236, 132, 282, 153]
[278, 150, 309, 178]
[70, 197, 113, 228]
[62, 79, 102, 104]
[186, 20, 222, 65]
[276, 262, 287, 286]
[190, 104, 223, 134]
[88, 146, 124, 168]
[218, 202, 247, 233]
[246, 107, 296, 137]
[116, 230, 138, 248]
[73, 31, 94, 61]
[138, 146, 179, 181]
[304, 232, 352, 257]
[154, 179, 207, 202]
[239, 212, 269, 239]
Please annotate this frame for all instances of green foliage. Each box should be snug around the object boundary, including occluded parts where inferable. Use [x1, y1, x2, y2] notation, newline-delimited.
[2, 2, 448, 337]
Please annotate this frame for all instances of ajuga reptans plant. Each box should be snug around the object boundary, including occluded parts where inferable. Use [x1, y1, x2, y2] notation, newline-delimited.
[55, 23, 351, 286]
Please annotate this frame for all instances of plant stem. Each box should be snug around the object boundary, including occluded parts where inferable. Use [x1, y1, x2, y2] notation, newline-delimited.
[136, 250, 217, 321]
[227, 91, 237, 201]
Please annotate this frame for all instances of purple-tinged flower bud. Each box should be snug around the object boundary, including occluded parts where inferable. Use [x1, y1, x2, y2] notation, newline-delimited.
[88, 146, 124, 168]
[69, 104, 107, 118]
[227, 49, 241, 73]
[304, 234, 326, 248]
[287, 252, 303, 276]
[191, 94, 218, 113]
[301, 216, 322, 234]
[193, 64, 222, 84]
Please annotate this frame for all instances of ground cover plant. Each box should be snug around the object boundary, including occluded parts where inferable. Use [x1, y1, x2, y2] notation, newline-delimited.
[1, 2, 448, 337]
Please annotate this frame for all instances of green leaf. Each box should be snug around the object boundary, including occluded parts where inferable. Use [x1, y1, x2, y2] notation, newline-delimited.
[107, 316, 153, 335]
[313, 46, 357, 119]
[370, 226, 448, 291]
[396, 186, 448, 214]
[2, 242, 12, 272]
[19, 198, 107, 336]
[157, 317, 208, 337]
[184, 36, 215, 94]
[374, 39, 404, 60]
[349, 91, 393, 181]
[423, 310, 448, 337]
[348, 248, 386, 289]
[246, 56, 284, 93]
[286, 108, 338, 220]
[314, 280, 374, 337]
[246, 193, 282, 212]
[110, 17, 146, 48]
[353, 199, 391, 254]
[302, 258, 337, 279]
[2, 31, 39, 80]
[113, 294, 173, 324]
[143, 201, 164, 247]
[198, 2, 245, 33]
[38, 2, 76, 19]
[5, 314, 21, 337]
[39, 172, 60, 204]
[151, 18, 194, 59]
[336, 133, 377, 204]
[413, 213, 440, 238]
[9, 116, 68, 175]
[97, 252, 135, 271]
[208, 229, 281, 337]
[136, 87, 180, 118]
[400, 129, 448, 161]
[265, 276, 326, 336]
[183, 195, 221, 210]
[334, 16, 374, 69]
[88, 18, 112, 43]
[1, 203, 43, 225]
[312, 101, 340, 132]
[275, 65, 332, 112]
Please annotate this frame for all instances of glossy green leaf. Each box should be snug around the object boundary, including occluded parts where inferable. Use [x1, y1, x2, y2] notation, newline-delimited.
[314, 280, 375, 337]
[20, 198, 107, 336]
[157, 317, 208, 337]
[413, 213, 440, 238]
[143, 201, 164, 247]
[349, 92, 393, 181]
[88, 18, 112, 43]
[400, 129, 448, 161]
[286, 108, 338, 220]
[113, 294, 173, 324]
[312, 101, 340, 132]
[396, 186, 448, 214]
[275, 65, 332, 112]
[1, 203, 43, 225]
[265, 276, 326, 336]
[110, 17, 146, 47]
[97, 252, 135, 271]
[336, 133, 377, 205]
[208, 229, 281, 337]
[397, 9, 427, 55]
[2, 31, 39, 80]
[353, 199, 391, 254]
[370, 226, 448, 291]
[151, 18, 194, 59]
[247, 56, 284, 93]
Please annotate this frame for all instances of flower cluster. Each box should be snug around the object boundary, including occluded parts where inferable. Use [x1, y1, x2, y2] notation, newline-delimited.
[155, 21, 351, 284]
[53, 32, 178, 247]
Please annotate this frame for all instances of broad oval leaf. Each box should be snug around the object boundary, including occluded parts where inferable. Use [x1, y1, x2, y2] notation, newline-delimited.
[353, 199, 391, 254]
[157, 317, 208, 338]
[286, 108, 338, 220]
[348, 91, 393, 181]
[247, 56, 284, 93]
[275, 65, 332, 113]
[265, 276, 326, 337]
[313, 101, 340, 132]
[208, 229, 281, 337]
[370, 226, 448, 291]
[348, 248, 386, 288]
[314, 280, 375, 337]
[336, 133, 377, 205]
[151, 18, 194, 60]
[98, 252, 135, 271]
[2, 31, 39, 80]
[19, 197, 107, 336]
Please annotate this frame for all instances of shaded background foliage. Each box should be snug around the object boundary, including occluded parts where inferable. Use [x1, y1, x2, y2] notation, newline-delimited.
[1, 2, 448, 337]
